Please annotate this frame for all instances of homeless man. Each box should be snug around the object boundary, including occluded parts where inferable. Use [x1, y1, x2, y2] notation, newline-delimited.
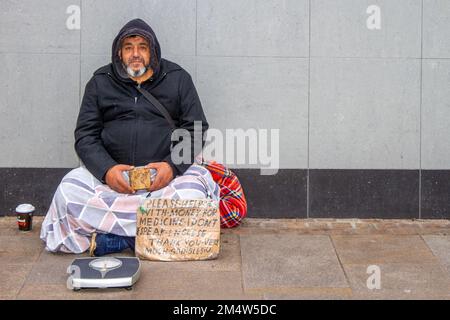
[40, 18, 220, 256]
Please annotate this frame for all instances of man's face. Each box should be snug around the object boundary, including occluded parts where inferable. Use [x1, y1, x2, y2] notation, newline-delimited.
[119, 35, 151, 77]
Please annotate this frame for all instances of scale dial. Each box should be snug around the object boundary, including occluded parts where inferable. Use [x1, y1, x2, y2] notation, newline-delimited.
[89, 257, 122, 277]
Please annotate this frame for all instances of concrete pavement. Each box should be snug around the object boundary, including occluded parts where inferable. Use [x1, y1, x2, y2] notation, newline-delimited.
[2, 216, 450, 300]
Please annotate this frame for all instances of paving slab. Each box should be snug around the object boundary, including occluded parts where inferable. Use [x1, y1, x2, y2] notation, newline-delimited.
[240, 234, 348, 291]
[422, 235, 450, 274]
[22, 250, 91, 285]
[0, 264, 35, 299]
[0, 218, 44, 299]
[343, 263, 450, 299]
[131, 265, 260, 300]
[0, 230, 44, 265]
[262, 287, 352, 300]
[331, 235, 438, 265]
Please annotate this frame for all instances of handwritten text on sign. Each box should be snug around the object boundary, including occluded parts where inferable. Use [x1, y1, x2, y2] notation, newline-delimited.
[136, 199, 220, 261]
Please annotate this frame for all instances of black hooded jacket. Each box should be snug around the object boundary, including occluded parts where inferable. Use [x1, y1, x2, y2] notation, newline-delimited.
[74, 19, 208, 183]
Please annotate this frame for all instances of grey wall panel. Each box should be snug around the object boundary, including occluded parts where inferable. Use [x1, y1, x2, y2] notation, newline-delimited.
[197, 0, 309, 57]
[197, 56, 309, 169]
[423, 0, 450, 58]
[0, 0, 81, 54]
[309, 57, 421, 169]
[421, 59, 450, 169]
[0, 53, 80, 167]
[311, 0, 422, 58]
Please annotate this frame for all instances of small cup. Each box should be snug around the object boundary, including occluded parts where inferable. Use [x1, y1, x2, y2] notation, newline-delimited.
[16, 204, 35, 231]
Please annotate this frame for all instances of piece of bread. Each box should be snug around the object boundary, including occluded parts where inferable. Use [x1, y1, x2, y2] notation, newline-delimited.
[129, 166, 152, 191]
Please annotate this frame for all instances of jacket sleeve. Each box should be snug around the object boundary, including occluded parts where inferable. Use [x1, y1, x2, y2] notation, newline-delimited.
[74, 77, 118, 183]
[163, 71, 209, 176]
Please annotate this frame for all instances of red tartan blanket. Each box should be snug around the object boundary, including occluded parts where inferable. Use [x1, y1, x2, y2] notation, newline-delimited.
[201, 159, 247, 228]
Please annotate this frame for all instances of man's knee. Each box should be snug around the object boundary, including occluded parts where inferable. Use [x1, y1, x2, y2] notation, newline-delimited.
[169, 174, 210, 198]
[61, 167, 98, 187]
[183, 164, 210, 178]
[176, 173, 208, 185]
[61, 167, 84, 182]
[55, 166, 96, 199]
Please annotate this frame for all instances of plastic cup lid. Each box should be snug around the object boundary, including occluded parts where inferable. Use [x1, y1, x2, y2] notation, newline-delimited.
[16, 204, 35, 213]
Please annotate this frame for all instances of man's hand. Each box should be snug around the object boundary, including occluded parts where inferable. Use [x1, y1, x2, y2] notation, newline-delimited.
[145, 162, 174, 192]
[105, 164, 135, 194]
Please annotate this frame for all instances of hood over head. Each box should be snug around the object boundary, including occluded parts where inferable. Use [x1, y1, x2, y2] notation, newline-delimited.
[111, 18, 161, 81]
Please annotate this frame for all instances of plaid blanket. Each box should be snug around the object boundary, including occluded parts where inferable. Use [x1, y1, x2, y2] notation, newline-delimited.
[201, 159, 247, 228]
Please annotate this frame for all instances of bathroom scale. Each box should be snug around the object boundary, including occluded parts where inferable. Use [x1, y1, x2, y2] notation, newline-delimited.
[67, 257, 141, 291]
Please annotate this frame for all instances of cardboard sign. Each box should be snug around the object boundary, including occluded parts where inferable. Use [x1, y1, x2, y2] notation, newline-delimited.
[136, 198, 220, 261]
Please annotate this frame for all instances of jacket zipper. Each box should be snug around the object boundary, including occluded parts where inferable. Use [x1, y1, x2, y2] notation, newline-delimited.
[131, 100, 137, 165]
[131, 83, 140, 165]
